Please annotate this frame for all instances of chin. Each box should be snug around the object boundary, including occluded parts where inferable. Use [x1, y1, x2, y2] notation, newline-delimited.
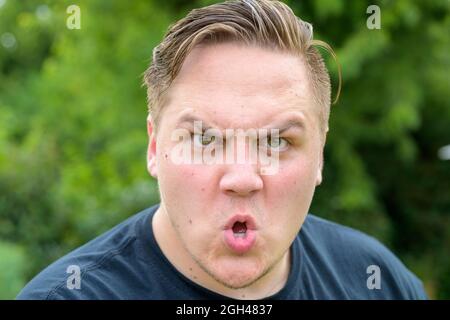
[202, 255, 269, 290]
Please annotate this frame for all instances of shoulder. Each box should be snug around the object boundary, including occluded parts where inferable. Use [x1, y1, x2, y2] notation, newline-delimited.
[299, 214, 427, 299]
[16, 206, 156, 300]
[302, 214, 393, 258]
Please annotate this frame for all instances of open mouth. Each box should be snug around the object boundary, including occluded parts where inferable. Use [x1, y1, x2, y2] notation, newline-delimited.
[232, 221, 247, 238]
[224, 214, 256, 231]
[223, 215, 257, 254]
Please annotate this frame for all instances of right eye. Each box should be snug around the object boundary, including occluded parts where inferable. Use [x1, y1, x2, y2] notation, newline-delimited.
[192, 133, 216, 147]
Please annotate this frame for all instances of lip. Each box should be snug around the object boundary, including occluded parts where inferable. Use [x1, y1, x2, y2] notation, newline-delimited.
[223, 214, 257, 254]
[223, 214, 257, 231]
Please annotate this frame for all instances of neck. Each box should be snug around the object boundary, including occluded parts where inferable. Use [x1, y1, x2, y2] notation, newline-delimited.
[152, 205, 290, 299]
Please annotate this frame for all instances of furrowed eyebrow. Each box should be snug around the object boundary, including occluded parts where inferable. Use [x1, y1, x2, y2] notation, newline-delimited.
[176, 114, 213, 130]
[175, 113, 305, 133]
[266, 118, 305, 134]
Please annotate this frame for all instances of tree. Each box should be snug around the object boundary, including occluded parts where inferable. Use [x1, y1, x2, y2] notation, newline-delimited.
[1, 0, 448, 298]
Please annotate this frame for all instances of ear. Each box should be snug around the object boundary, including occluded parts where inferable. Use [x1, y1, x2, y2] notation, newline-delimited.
[315, 147, 324, 186]
[147, 115, 158, 178]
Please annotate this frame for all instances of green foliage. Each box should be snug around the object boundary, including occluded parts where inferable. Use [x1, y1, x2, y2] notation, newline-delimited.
[0, 0, 449, 299]
[0, 242, 26, 299]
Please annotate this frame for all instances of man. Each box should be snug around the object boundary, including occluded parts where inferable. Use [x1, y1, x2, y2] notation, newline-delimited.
[17, 0, 427, 299]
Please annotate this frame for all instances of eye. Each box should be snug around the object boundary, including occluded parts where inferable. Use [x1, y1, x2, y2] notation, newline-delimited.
[261, 136, 289, 151]
[193, 133, 216, 147]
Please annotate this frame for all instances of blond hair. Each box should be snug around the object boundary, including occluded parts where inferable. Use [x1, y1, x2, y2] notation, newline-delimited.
[143, 0, 341, 133]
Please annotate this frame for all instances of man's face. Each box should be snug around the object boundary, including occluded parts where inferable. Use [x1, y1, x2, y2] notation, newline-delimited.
[147, 42, 325, 289]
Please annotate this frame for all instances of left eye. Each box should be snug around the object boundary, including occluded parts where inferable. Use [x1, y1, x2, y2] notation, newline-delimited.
[262, 137, 289, 150]
[193, 133, 216, 146]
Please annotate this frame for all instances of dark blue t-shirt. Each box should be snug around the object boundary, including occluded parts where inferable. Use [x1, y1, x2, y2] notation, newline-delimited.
[17, 203, 427, 299]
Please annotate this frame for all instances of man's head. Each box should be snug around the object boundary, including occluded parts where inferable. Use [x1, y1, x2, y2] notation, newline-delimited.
[144, 0, 338, 136]
[143, 0, 339, 293]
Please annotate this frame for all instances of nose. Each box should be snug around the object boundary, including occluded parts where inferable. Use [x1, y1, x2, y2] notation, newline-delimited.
[219, 164, 263, 196]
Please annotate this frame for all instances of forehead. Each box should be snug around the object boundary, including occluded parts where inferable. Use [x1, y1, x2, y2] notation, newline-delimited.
[163, 42, 315, 128]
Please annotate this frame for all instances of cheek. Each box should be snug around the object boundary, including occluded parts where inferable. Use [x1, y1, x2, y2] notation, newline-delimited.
[158, 151, 215, 208]
[275, 158, 318, 196]
[264, 158, 319, 228]
[157, 158, 223, 250]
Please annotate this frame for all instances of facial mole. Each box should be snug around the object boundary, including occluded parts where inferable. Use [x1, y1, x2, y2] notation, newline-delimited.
[164, 153, 168, 159]
[189, 219, 192, 224]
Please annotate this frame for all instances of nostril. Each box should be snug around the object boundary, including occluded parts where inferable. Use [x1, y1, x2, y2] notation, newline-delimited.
[220, 170, 264, 196]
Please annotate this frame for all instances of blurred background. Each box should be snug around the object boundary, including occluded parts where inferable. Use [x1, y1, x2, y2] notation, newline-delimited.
[0, 0, 449, 299]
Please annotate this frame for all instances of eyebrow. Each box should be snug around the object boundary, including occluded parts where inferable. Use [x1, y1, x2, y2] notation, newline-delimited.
[175, 113, 305, 133]
[176, 114, 214, 130]
[272, 118, 305, 133]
